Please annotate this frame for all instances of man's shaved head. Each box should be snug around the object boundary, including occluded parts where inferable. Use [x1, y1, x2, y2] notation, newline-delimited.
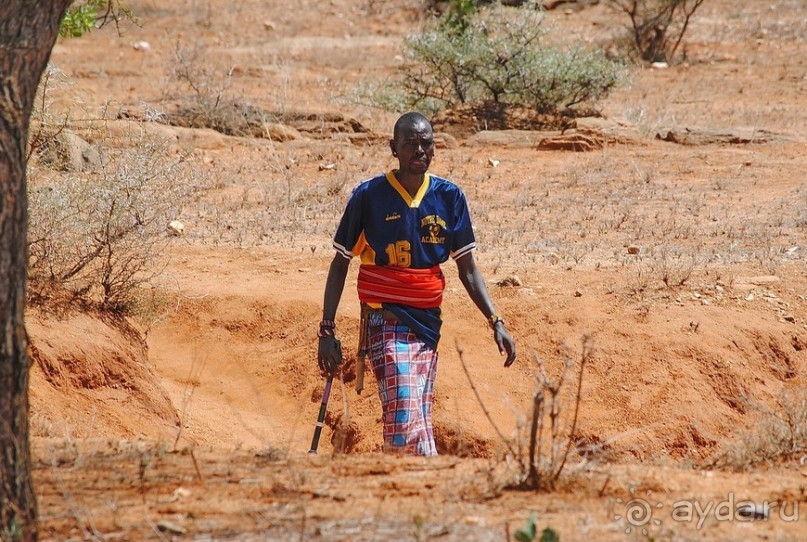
[393, 112, 431, 141]
[390, 112, 435, 181]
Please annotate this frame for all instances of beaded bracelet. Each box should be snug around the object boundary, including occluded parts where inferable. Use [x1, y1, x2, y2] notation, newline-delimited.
[318, 319, 336, 338]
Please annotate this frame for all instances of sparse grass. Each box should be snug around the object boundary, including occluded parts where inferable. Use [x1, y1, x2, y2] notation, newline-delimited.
[708, 387, 807, 470]
[126, 281, 183, 338]
[187, 144, 370, 248]
[624, 106, 676, 138]
[462, 143, 803, 283]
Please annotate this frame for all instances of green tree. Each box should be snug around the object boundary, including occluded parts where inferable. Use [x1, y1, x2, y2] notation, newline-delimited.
[401, 1, 624, 115]
[59, 1, 133, 39]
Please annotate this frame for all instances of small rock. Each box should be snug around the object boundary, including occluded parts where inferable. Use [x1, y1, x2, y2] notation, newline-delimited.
[487, 157, 500, 168]
[574, 289, 583, 297]
[495, 275, 522, 288]
[172, 487, 191, 500]
[167, 220, 185, 236]
[318, 163, 336, 171]
[132, 41, 151, 52]
[434, 133, 458, 149]
[651, 61, 669, 69]
[745, 293, 755, 301]
[264, 123, 302, 142]
[156, 520, 186, 535]
[627, 245, 640, 255]
[783, 314, 796, 323]
[298, 268, 310, 273]
[737, 275, 780, 286]
[263, 21, 276, 31]
[40, 130, 101, 172]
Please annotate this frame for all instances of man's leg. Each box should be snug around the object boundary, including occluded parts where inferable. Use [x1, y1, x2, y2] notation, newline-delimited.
[419, 349, 438, 456]
[369, 322, 438, 456]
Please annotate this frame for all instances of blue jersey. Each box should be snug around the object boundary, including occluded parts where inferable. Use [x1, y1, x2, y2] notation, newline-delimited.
[333, 171, 476, 266]
[333, 171, 477, 347]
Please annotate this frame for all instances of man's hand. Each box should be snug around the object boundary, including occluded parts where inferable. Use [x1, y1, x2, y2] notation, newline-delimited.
[493, 322, 516, 367]
[318, 335, 343, 375]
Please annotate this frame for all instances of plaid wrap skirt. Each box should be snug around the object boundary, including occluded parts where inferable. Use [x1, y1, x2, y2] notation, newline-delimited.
[367, 312, 438, 456]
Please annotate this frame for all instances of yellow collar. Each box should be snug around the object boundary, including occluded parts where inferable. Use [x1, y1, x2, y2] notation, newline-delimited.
[386, 170, 430, 208]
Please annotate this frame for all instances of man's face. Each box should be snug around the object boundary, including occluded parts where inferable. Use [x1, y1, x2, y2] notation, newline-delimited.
[391, 120, 434, 176]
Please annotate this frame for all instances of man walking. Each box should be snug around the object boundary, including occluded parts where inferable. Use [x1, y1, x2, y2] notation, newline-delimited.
[318, 112, 516, 456]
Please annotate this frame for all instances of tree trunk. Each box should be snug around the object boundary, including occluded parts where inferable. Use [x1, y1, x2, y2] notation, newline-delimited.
[0, 2, 71, 540]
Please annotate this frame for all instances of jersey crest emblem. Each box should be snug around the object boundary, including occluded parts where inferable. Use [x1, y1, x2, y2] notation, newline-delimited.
[420, 214, 446, 244]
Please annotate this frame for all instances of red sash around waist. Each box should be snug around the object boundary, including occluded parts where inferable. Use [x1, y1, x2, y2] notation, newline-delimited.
[357, 264, 445, 309]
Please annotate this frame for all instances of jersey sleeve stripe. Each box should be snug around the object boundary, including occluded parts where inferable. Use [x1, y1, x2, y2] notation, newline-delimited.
[451, 242, 476, 260]
[333, 241, 353, 259]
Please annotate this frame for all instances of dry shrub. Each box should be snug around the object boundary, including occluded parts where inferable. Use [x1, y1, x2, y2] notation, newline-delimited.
[28, 63, 72, 163]
[170, 100, 276, 137]
[650, 245, 700, 288]
[519, 336, 593, 491]
[167, 40, 235, 115]
[163, 41, 279, 138]
[709, 387, 807, 470]
[607, 0, 707, 63]
[27, 125, 199, 312]
[457, 335, 593, 491]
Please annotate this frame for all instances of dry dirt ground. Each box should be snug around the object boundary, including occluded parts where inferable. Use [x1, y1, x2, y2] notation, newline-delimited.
[25, 0, 806, 540]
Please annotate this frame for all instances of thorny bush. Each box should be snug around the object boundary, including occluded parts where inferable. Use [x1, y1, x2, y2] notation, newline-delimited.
[458, 335, 593, 492]
[28, 127, 198, 312]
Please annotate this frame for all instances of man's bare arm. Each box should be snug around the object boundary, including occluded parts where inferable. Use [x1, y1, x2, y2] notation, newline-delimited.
[455, 253, 516, 367]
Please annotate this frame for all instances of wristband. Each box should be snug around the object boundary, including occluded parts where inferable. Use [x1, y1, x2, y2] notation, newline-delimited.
[318, 319, 336, 338]
[488, 313, 504, 329]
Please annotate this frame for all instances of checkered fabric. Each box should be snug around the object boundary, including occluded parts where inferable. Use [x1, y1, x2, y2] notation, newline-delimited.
[367, 316, 438, 456]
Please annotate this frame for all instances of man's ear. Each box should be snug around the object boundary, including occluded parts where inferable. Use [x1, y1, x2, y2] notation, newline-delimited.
[389, 139, 397, 156]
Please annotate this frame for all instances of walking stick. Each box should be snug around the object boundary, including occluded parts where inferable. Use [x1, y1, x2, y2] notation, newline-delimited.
[308, 374, 334, 454]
